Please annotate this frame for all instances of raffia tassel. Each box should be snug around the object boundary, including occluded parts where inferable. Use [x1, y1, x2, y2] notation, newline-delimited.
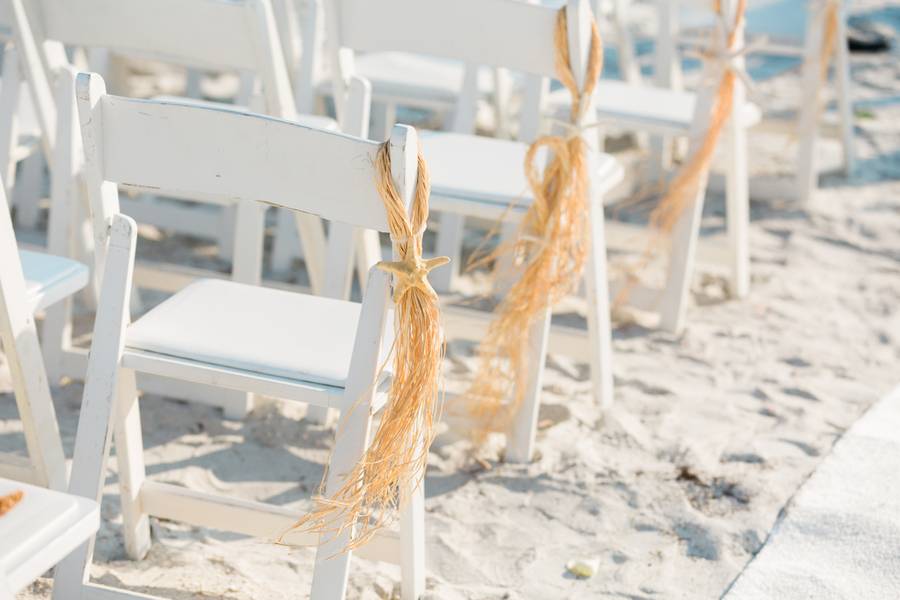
[820, 0, 840, 80]
[286, 143, 447, 553]
[611, 0, 747, 305]
[464, 9, 603, 449]
[646, 0, 746, 240]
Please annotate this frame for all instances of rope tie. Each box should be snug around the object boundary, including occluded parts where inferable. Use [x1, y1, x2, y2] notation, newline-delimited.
[464, 9, 603, 449]
[287, 142, 448, 553]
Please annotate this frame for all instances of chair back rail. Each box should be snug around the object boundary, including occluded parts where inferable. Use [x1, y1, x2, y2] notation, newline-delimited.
[327, 0, 595, 136]
[13, 0, 297, 123]
[77, 73, 409, 240]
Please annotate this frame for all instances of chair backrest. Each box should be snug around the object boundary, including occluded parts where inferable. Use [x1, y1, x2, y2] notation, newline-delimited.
[10, 0, 297, 149]
[326, 0, 598, 141]
[76, 72, 413, 264]
[27, 0, 289, 73]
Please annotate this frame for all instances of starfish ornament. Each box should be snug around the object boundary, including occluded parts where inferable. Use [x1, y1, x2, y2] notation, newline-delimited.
[376, 254, 450, 302]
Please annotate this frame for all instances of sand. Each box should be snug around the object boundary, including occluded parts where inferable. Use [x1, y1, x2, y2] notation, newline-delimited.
[4, 1, 900, 598]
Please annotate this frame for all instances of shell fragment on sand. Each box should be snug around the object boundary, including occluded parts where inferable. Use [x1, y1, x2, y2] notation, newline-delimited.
[566, 557, 600, 579]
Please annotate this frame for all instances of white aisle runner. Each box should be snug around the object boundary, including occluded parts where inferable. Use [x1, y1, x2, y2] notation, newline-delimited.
[725, 384, 900, 599]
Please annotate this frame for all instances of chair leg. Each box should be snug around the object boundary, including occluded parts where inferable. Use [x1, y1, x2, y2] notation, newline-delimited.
[613, 0, 641, 85]
[505, 308, 551, 463]
[294, 211, 328, 295]
[354, 229, 382, 295]
[658, 185, 705, 334]
[431, 213, 465, 293]
[41, 299, 73, 384]
[834, 2, 855, 176]
[725, 120, 750, 299]
[12, 152, 44, 229]
[400, 480, 426, 600]
[43, 68, 82, 382]
[232, 199, 266, 285]
[53, 215, 138, 600]
[0, 45, 20, 196]
[42, 164, 75, 382]
[309, 400, 375, 600]
[0, 179, 67, 490]
[218, 204, 237, 261]
[270, 208, 302, 274]
[647, 135, 672, 183]
[490, 221, 520, 298]
[796, 2, 827, 206]
[583, 198, 615, 409]
[114, 367, 151, 560]
[223, 199, 268, 418]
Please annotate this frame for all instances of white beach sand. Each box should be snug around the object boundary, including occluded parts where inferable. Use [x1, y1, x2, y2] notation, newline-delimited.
[4, 1, 900, 598]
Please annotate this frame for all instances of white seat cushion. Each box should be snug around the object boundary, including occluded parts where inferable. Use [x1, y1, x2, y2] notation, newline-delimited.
[21, 250, 90, 312]
[323, 52, 494, 107]
[548, 80, 761, 135]
[421, 130, 623, 214]
[0, 479, 99, 593]
[125, 280, 387, 388]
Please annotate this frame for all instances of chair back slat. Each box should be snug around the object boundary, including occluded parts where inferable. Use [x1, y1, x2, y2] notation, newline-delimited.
[334, 0, 559, 78]
[329, 0, 596, 138]
[34, 0, 261, 71]
[78, 78, 396, 233]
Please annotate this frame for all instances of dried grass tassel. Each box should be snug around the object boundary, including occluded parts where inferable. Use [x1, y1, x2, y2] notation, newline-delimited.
[819, 0, 841, 80]
[647, 0, 747, 237]
[287, 142, 447, 553]
[464, 10, 603, 449]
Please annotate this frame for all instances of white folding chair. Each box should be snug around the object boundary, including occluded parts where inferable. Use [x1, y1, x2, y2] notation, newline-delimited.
[652, 0, 855, 205]
[542, 0, 760, 326]
[275, 0, 641, 290]
[326, 0, 621, 462]
[11, 0, 331, 295]
[0, 478, 99, 595]
[269, 0, 505, 276]
[53, 73, 426, 600]
[10, 0, 341, 418]
[0, 171, 88, 491]
[429, 0, 641, 297]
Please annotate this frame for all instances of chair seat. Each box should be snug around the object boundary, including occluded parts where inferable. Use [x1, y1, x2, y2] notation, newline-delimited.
[420, 130, 623, 216]
[0, 478, 99, 594]
[125, 279, 388, 389]
[21, 250, 90, 313]
[321, 52, 494, 108]
[548, 80, 761, 136]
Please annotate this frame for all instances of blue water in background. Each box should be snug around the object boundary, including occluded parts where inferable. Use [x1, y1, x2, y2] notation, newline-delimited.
[600, 1, 899, 84]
